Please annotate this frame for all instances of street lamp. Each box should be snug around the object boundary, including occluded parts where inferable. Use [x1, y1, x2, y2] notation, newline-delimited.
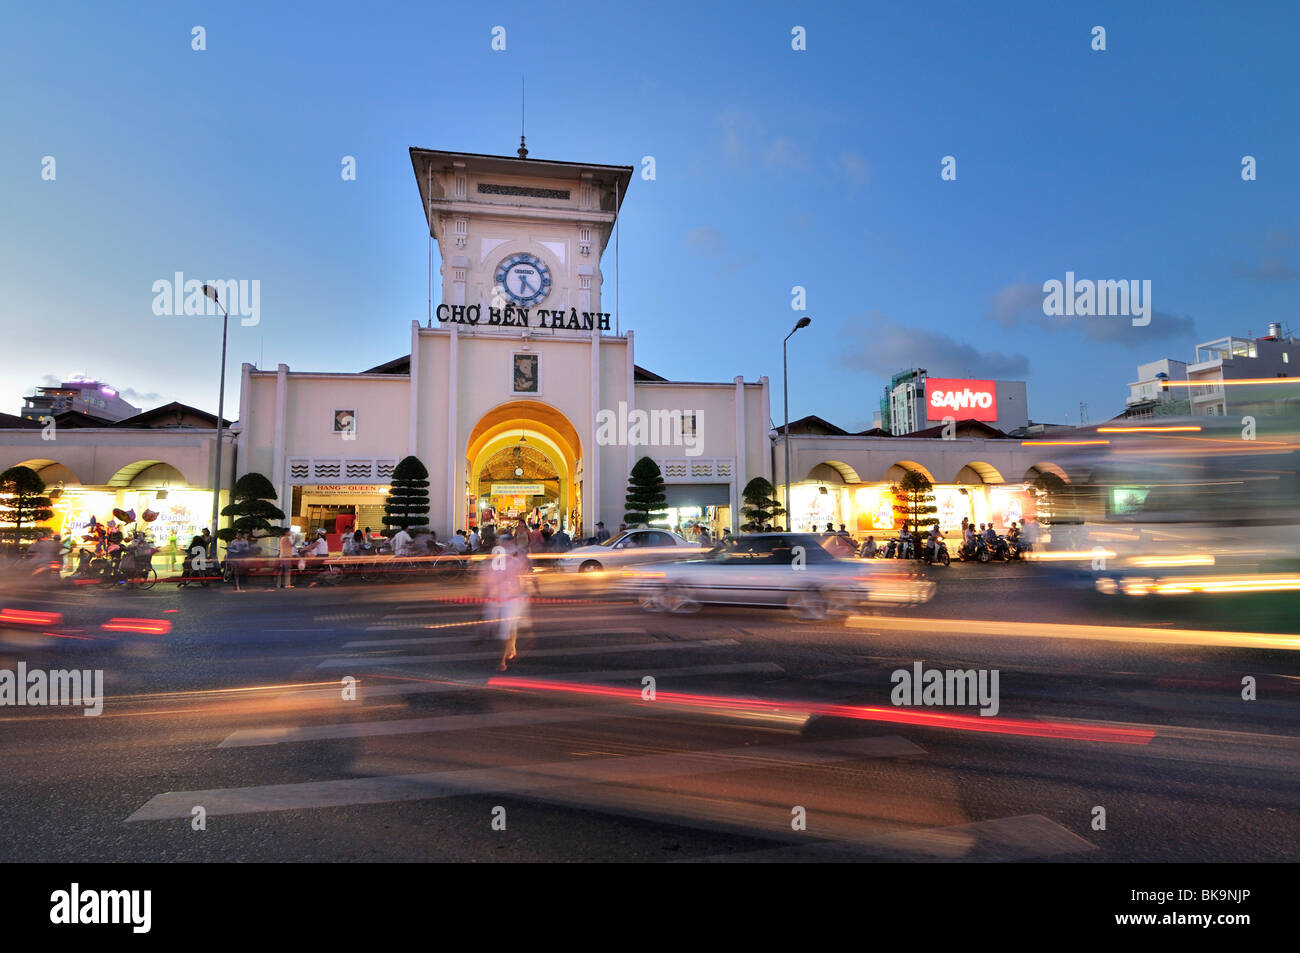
[783, 316, 811, 530]
[202, 284, 230, 564]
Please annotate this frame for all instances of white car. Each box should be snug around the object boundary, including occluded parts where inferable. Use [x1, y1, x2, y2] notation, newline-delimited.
[623, 533, 935, 619]
[554, 528, 703, 573]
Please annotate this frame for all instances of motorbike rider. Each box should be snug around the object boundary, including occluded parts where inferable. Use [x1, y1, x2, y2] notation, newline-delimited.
[860, 535, 877, 558]
[983, 521, 1003, 558]
[897, 522, 914, 558]
[962, 521, 977, 558]
[925, 524, 943, 563]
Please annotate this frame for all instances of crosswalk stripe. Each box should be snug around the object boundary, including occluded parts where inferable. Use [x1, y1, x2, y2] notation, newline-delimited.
[316, 638, 740, 669]
[685, 813, 1096, 862]
[132, 734, 923, 819]
[125, 735, 923, 821]
[219, 705, 630, 748]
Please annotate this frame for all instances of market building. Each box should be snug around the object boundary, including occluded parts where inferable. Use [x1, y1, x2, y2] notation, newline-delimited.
[235, 147, 774, 541]
[0, 403, 234, 559]
[2, 143, 1086, 549]
[773, 415, 1071, 535]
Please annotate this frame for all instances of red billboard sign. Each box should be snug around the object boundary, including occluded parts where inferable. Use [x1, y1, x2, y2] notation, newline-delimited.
[925, 378, 998, 421]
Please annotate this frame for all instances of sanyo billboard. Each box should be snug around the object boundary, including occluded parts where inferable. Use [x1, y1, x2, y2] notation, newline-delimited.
[925, 378, 998, 422]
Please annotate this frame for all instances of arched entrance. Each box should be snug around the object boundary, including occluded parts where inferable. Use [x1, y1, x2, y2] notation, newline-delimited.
[465, 401, 583, 534]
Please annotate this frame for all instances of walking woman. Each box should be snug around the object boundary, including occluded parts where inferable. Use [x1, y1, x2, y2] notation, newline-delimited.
[485, 535, 529, 671]
[276, 530, 295, 589]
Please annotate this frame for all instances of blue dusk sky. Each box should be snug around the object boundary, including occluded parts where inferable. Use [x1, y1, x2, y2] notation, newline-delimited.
[2, 1, 1297, 429]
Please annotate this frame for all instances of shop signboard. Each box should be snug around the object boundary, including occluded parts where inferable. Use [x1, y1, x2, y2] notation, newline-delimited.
[490, 483, 544, 496]
[925, 378, 998, 422]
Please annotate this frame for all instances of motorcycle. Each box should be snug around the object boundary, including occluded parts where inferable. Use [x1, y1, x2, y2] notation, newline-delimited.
[920, 538, 951, 566]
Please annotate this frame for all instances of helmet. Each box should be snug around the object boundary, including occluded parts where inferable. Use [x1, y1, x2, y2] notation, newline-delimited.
[316, 529, 326, 536]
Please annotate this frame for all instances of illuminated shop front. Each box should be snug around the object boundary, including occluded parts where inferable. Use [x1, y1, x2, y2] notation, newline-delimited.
[783, 478, 1039, 536]
[291, 484, 392, 536]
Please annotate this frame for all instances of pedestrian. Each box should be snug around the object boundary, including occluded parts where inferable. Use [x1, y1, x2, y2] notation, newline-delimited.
[484, 535, 528, 671]
[593, 521, 610, 543]
[276, 530, 295, 589]
[391, 524, 414, 557]
[549, 523, 572, 552]
[227, 531, 250, 590]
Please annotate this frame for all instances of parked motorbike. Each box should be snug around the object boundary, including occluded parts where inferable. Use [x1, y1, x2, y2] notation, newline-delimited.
[920, 538, 951, 566]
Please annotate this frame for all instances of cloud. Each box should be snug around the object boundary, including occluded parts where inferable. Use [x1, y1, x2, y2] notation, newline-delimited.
[684, 226, 726, 256]
[713, 109, 812, 174]
[715, 109, 763, 167]
[120, 388, 164, 406]
[839, 312, 1031, 380]
[1230, 257, 1298, 281]
[987, 281, 1040, 330]
[762, 137, 810, 171]
[986, 280, 1197, 346]
[837, 151, 870, 185]
[682, 226, 757, 276]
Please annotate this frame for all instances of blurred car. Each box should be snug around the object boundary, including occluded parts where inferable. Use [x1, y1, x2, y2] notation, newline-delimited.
[554, 528, 703, 573]
[623, 532, 934, 619]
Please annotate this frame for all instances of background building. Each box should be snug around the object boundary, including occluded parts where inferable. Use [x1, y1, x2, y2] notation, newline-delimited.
[877, 368, 1029, 435]
[1124, 324, 1299, 419]
[20, 376, 140, 423]
[1124, 358, 1190, 418]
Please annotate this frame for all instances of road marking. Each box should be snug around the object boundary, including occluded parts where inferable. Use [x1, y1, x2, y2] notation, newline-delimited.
[126, 735, 922, 821]
[846, 615, 1300, 651]
[316, 638, 740, 669]
[287, 662, 785, 701]
[686, 814, 1095, 862]
[219, 705, 633, 747]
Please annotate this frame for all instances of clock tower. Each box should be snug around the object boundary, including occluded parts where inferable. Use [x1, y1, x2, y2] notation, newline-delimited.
[411, 147, 632, 332]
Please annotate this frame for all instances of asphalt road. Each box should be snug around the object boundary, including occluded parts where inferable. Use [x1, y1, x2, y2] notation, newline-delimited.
[1, 560, 1296, 862]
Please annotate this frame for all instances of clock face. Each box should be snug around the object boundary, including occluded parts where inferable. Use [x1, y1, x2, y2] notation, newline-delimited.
[495, 253, 551, 307]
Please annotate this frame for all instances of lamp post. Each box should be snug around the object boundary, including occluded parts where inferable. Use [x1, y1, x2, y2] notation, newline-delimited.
[782, 316, 811, 531]
[202, 284, 230, 564]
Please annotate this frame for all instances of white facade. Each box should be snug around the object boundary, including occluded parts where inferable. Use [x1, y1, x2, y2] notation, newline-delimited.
[237, 148, 772, 538]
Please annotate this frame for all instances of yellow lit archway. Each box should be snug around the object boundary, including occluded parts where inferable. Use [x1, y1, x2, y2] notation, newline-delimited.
[465, 401, 583, 531]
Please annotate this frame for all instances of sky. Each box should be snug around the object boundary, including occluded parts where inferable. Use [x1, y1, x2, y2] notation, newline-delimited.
[2, 1, 1298, 431]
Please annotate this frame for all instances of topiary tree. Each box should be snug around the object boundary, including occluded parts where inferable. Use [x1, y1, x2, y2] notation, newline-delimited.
[624, 456, 667, 526]
[383, 455, 430, 535]
[1032, 471, 1072, 525]
[218, 471, 287, 542]
[892, 470, 936, 530]
[0, 466, 54, 553]
[741, 477, 785, 531]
